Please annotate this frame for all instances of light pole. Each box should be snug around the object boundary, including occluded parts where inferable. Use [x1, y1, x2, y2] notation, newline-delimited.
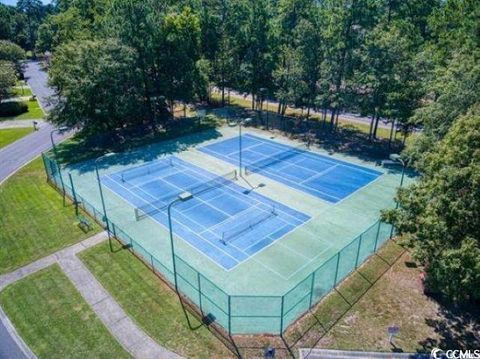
[94, 152, 116, 251]
[389, 153, 407, 194]
[50, 126, 69, 156]
[239, 117, 252, 176]
[167, 192, 193, 291]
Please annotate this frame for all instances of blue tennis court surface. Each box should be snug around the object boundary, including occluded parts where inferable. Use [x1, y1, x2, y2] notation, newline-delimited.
[199, 134, 383, 203]
[102, 156, 310, 270]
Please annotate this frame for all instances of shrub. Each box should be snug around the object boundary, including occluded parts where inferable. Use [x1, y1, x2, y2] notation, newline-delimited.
[0, 101, 28, 117]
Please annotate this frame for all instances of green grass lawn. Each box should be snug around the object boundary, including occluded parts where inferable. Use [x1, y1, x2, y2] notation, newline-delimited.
[0, 157, 101, 274]
[0, 265, 130, 359]
[283, 240, 480, 353]
[80, 240, 233, 359]
[282, 241, 405, 350]
[0, 127, 34, 149]
[10, 86, 33, 97]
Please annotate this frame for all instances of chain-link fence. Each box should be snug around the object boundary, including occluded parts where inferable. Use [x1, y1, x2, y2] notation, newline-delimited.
[43, 151, 394, 335]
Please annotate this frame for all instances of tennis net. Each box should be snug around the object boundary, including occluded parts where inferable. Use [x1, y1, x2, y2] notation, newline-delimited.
[244, 144, 307, 175]
[134, 170, 238, 221]
[121, 158, 174, 182]
[220, 205, 277, 245]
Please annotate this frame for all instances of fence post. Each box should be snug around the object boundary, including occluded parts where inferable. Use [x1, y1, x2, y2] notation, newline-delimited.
[355, 235, 363, 268]
[68, 173, 79, 215]
[111, 222, 117, 238]
[309, 272, 316, 309]
[41, 153, 49, 181]
[47, 156, 57, 185]
[333, 252, 341, 286]
[197, 273, 203, 314]
[55, 160, 66, 195]
[228, 295, 232, 336]
[279, 295, 285, 334]
[373, 221, 382, 252]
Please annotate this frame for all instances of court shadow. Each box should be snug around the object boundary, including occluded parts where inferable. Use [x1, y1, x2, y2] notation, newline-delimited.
[60, 122, 223, 175]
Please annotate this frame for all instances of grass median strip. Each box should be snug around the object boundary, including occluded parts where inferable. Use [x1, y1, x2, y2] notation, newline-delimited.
[0, 264, 130, 359]
[80, 240, 233, 359]
[0, 157, 101, 274]
[0, 127, 34, 149]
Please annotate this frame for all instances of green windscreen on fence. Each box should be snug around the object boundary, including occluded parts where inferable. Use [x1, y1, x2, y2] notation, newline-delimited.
[42, 151, 395, 335]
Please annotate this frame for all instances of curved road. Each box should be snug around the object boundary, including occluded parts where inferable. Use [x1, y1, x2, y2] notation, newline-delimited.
[0, 61, 69, 184]
[0, 61, 68, 359]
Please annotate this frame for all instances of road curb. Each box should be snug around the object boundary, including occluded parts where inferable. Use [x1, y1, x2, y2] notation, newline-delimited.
[0, 306, 37, 359]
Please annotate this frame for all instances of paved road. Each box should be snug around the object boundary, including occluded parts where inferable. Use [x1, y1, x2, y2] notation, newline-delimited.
[23, 61, 56, 112]
[0, 61, 67, 359]
[0, 62, 69, 185]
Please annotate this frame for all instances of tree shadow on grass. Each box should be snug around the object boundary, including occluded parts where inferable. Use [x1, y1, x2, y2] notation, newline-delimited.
[418, 298, 480, 351]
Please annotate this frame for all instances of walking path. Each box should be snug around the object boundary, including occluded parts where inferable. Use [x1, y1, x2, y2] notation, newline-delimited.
[0, 232, 182, 359]
[0, 119, 45, 129]
[0, 96, 31, 103]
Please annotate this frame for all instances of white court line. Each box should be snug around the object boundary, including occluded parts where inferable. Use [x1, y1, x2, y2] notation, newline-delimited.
[220, 140, 348, 203]
[272, 238, 313, 261]
[105, 174, 162, 208]
[252, 167, 342, 203]
[108, 173, 244, 267]
[113, 162, 323, 278]
[204, 202, 274, 239]
[285, 242, 334, 280]
[129, 166, 189, 189]
[168, 166, 313, 273]
[106, 158, 316, 274]
[244, 133, 383, 176]
[243, 142, 367, 202]
[110, 162, 276, 268]
[299, 164, 339, 184]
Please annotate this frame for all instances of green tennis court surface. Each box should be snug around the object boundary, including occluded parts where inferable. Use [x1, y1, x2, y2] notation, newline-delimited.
[44, 126, 411, 334]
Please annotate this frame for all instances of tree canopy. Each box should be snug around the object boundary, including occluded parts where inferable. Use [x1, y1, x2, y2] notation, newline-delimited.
[383, 107, 480, 301]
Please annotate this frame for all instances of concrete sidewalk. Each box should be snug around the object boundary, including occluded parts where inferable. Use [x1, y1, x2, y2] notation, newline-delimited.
[0, 232, 182, 359]
[0, 119, 45, 129]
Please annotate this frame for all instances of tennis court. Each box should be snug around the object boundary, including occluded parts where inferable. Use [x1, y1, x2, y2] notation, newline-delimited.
[199, 134, 382, 203]
[102, 156, 310, 270]
[44, 125, 406, 334]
